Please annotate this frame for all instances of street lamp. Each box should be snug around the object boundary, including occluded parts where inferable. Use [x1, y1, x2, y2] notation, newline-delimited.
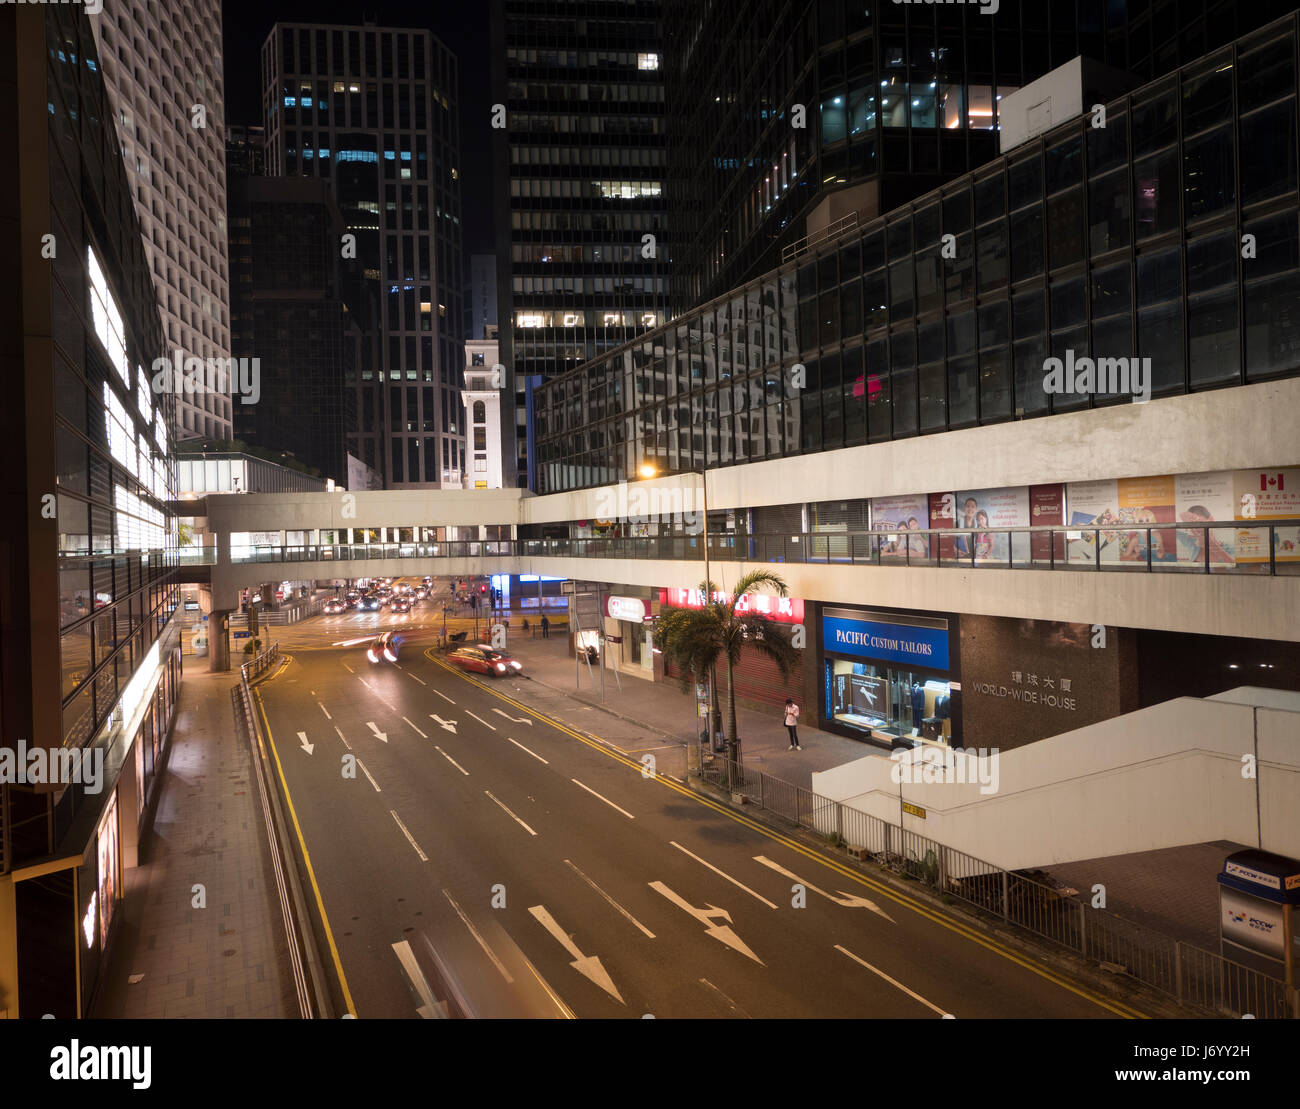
[638, 462, 716, 767]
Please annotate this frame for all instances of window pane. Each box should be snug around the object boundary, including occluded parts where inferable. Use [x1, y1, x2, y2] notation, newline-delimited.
[1046, 188, 1083, 268]
[1089, 169, 1130, 254]
[1133, 149, 1179, 240]
[1010, 206, 1044, 280]
[1138, 247, 1183, 306]
[1015, 336, 1050, 416]
[1239, 37, 1295, 114]
[1240, 100, 1298, 205]
[1187, 229, 1237, 295]
[1138, 301, 1184, 392]
[1183, 124, 1234, 220]
[1091, 262, 1131, 318]
[979, 347, 1011, 422]
[919, 362, 946, 432]
[1188, 288, 1239, 388]
[948, 354, 978, 426]
[1013, 286, 1046, 337]
[977, 221, 1008, 293]
[1245, 270, 1300, 380]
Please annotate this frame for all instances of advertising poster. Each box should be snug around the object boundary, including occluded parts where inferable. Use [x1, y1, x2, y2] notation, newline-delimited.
[870, 494, 930, 559]
[955, 487, 1030, 563]
[97, 794, 119, 950]
[1065, 478, 1118, 565]
[928, 492, 960, 561]
[1220, 886, 1286, 961]
[1116, 475, 1177, 563]
[1029, 483, 1066, 563]
[1235, 467, 1300, 564]
[1174, 471, 1236, 567]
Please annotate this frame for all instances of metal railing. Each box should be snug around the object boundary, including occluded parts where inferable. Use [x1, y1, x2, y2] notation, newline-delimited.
[782, 210, 861, 263]
[699, 755, 1297, 1019]
[221, 520, 1300, 577]
[240, 640, 280, 682]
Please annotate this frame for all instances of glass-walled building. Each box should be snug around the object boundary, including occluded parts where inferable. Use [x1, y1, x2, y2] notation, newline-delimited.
[2, 3, 181, 1017]
[261, 23, 465, 488]
[491, 0, 670, 487]
[534, 13, 1300, 493]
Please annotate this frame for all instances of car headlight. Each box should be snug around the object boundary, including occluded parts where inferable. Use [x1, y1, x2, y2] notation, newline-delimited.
[496, 664, 506, 672]
[510, 662, 522, 670]
[367, 649, 378, 663]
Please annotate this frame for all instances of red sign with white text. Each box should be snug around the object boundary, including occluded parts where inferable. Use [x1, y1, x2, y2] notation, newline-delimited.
[659, 588, 804, 624]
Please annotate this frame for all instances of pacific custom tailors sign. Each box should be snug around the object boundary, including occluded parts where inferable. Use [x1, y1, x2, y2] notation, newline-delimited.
[822, 612, 950, 669]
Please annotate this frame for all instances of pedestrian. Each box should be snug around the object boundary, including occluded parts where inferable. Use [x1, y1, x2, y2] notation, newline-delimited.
[540, 614, 550, 639]
[784, 698, 802, 750]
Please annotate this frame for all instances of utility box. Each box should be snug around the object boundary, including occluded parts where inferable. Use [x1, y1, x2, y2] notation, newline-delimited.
[998, 56, 1137, 155]
[1216, 849, 1300, 986]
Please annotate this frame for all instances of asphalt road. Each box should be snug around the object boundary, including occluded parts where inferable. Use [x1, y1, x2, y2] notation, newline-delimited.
[253, 632, 1142, 1020]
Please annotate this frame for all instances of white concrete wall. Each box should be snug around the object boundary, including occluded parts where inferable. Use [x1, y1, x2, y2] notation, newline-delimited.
[811, 694, 1300, 869]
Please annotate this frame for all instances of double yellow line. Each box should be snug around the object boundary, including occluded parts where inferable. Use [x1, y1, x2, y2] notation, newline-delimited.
[422, 649, 1149, 1020]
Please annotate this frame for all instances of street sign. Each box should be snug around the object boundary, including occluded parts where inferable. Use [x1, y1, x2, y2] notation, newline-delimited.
[233, 631, 251, 639]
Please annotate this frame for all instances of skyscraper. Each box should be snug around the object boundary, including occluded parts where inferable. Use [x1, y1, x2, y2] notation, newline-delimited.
[261, 22, 466, 489]
[89, 0, 232, 441]
[491, 0, 670, 487]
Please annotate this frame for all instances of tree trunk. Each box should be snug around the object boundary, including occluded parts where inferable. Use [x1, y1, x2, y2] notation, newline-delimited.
[726, 653, 739, 781]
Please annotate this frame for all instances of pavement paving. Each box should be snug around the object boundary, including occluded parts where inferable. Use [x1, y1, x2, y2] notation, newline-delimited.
[93, 665, 298, 1018]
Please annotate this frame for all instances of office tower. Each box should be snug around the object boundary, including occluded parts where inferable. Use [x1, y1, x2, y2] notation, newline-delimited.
[665, 0, 1300, 309]
[490, 0, 670, 488]
[226, 123, 267, 179]
[227, 175, 364, 487]
[89, 0, 232, 440]
[261, 22, 466, 489]
[470, 252, 499, 340]
[1, 3, 182, 1017]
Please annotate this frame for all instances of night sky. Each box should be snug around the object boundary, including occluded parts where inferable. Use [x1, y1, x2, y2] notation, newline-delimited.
[221, 1, 495, 257]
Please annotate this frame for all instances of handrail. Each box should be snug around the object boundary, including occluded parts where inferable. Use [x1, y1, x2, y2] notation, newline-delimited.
[782, 210, 861, 263]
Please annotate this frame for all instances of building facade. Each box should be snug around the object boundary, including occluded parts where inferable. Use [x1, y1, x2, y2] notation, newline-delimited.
[2, 4, 182, 1018]
[260, 22, 466, 488]
[490, 0, 670, 488]
[89, 0, 233, 441]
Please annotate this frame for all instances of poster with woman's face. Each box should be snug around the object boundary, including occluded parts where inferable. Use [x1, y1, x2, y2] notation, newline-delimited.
[956, 487, 1030, 562]
[1174, 471, 1235, 565]
[870, 495, 930, 557]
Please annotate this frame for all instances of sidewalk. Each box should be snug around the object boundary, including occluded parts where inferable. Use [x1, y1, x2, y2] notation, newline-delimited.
[503, 629, 875, 788]
[93, 665, 298, 1018]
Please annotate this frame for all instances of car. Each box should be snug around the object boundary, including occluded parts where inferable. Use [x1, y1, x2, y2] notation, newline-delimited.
[480, 647, 524, 676]
[367, 631, 401, 664]
[390, 598, 411, 614]
[448, 646, 523, 677]
[358, 595, 382, 612]
[323, 600, 346, 614]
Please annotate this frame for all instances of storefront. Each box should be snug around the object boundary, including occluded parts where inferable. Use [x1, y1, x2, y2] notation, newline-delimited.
[604, 594, 655, 677]
[821, 606, 961, 748]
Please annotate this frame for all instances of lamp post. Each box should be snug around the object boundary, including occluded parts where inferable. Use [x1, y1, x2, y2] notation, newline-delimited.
[638, 462, 715, 770]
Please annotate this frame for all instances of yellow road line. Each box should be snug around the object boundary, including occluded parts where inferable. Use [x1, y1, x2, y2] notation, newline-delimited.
[254, 685, 358, 1017]
[421, 648, 1147, 1020]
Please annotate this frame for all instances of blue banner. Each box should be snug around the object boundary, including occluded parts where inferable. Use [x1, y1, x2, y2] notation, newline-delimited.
[822, 616, 949, 670]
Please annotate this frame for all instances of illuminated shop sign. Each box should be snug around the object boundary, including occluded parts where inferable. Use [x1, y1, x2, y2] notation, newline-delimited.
[822, 615, 950, 670]
[659, 588, 804, 624]
[605, 596, 647, 623]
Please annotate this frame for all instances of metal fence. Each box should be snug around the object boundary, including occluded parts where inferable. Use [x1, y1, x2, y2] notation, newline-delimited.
[700, 755, 1297, 1019]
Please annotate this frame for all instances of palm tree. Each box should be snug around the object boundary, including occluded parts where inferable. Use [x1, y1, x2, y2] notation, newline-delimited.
[654, 569, 799, 782]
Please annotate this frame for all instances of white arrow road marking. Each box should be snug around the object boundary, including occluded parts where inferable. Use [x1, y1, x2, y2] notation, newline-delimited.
[572, 779, 635, 820]
[390, 810, 427, 861]
[318, 703, 332, 720]
[506, 737, 548, 764]
[402, 716, 427, 738]
[528, 905, 624, 1004]
[430, 714, 458, 733]
[356, 758, 381, 792]
[648, 881, 764, 965]
[564, 859, 654, 939]
[433, 690, 455, 705]
[443, 890, 512, 984]
[367, 721, 389, 743]
[434, 746, 468, 775]
[753, 856, 895, 922]
[334, 725, 350, 751]
[834, 944, 951, 1016]
[297, 731, 314, 755]
[485, 790, 537, 836]
[671, 842, 777, 909]
[466, 710, 496, 731]
[492, 708, 532, 726]
[391, 939, 445, 1019]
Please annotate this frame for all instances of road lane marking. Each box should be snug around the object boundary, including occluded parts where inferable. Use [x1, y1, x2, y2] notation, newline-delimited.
[297, 731, 315, 756]
[318, 703, 332, 720]
[528, 905, 624, 1004]
[433, 689, 456, 705]
[466, 710, 496, 731]
[434, 746, 468, 775]
[572, 779, 635, 820]
[648, 881, 763, 964]
[430, 714, 458, 733]
[700, 977, 751, 1018]
[753, 856, 895, 921]
[671, 842, 777, 909]
[506, 736, 549, 764]
[835, 944, 951, 1017]
[366, 721, 389, 743]
[358, 677, 396, 710]
[485, 790, 537, 836]
[493, 708, 532, 726]
[564, 859, 654, 939]
[356, 759, 381, 792]
[334, 725, 350, 750]
[443, 890, 513, 984]
[391, 940, 443, 1019]
[421, 650, 1146, 1019]
[402, 715, 428, 738]
[390, 810, 428, 861]
[399, 667, 427, 686]
[342, 663, 354, 673]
